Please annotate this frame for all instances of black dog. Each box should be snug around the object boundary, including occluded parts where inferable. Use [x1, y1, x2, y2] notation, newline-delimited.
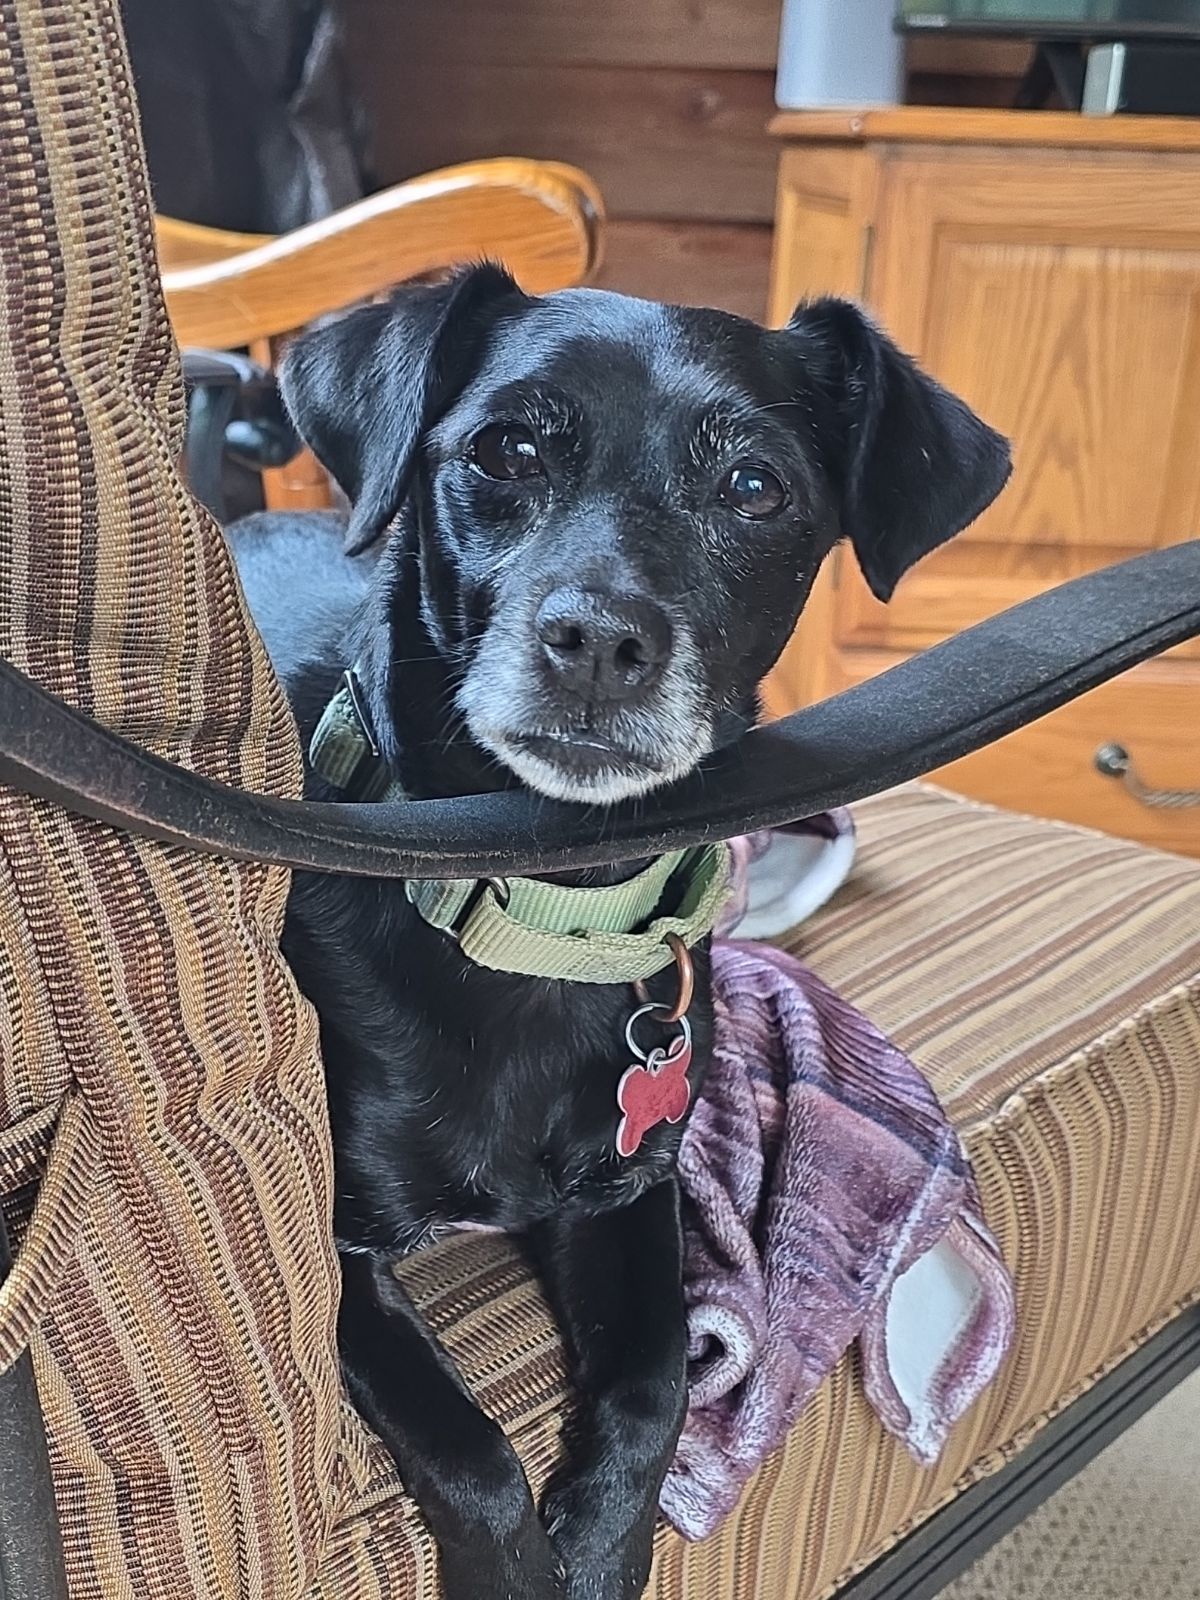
[229, 264, 1009, 1600]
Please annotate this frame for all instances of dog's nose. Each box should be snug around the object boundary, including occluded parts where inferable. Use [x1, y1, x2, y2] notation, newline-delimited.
[535, 587, 673, 701]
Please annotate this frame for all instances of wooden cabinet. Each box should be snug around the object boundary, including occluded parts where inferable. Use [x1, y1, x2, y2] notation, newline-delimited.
[766, 108, 1200, 856]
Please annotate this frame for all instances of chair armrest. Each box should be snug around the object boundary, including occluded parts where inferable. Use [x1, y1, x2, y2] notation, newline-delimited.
[156, 217, 272, 271]
[159, 158, 604, 350]
[0, 543, 1197, 878]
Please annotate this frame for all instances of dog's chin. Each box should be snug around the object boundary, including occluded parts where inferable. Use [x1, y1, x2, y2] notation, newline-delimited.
[476, 729, 700, 805]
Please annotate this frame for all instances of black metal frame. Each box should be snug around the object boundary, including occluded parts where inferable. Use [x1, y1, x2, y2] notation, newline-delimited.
[0, 1212, 68, 1600]
[2, 543, 1198, 881]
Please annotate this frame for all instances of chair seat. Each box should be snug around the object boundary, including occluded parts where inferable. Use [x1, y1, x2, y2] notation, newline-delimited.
[309, 786, 1200, 1599]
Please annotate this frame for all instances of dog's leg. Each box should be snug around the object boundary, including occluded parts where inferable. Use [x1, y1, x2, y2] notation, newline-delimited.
[339, 1251, 565, 1600]
[530, 1178, 688, 1600]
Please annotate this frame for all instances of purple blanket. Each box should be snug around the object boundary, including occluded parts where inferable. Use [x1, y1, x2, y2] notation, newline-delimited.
[663, 820, 1015, 1540]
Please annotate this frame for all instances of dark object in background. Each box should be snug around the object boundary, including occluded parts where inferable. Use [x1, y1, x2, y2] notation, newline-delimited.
[181, 351, 301, 525]
[1082, 40, 1200, 114]
[121, 0, 372, 235]
[897, 0, 1200, 39]
[122, 0, 370, 517]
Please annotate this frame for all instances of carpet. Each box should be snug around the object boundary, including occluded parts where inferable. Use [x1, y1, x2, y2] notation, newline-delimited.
[942, 1369, 1200, 1599]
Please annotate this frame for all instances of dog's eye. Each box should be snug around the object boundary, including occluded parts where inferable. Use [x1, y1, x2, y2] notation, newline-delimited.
[718, 463, 787, 520]
[469, 423, 544, 481]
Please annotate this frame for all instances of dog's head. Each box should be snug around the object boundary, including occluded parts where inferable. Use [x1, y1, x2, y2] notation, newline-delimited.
[281, 265, 1010, 803]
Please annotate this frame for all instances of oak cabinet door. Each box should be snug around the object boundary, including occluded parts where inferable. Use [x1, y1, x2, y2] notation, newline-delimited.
[844, 147, 1200, 661]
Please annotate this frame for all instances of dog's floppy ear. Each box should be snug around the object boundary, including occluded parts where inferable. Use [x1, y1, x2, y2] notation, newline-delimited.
[788, 298, 1011, 601]
[279, 263, 524, 554]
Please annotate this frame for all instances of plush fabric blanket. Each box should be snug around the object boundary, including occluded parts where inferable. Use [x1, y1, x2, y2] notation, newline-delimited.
[664, 819, 1015, 1539]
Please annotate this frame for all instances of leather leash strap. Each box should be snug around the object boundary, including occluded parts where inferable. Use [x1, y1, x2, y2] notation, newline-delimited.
[0, 543, 1198, 881]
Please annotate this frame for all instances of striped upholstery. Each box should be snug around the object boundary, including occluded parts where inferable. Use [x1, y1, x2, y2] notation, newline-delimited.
[0, 1, 347, 1596]
[654, 789, 1200, 1598]
[1, 3, 1199, 1598]
[384, 791, 1200, 1600]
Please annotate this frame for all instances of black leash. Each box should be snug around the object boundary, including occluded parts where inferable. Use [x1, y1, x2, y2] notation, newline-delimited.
[0, 542, 1197, 879]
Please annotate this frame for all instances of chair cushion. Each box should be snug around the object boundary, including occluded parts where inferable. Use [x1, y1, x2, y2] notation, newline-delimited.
[313, 785, 1200, 1599]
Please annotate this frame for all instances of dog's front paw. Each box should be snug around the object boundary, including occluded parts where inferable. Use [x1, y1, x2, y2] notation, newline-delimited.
[439, 1533, 566, 1600]
[544, 1480, 656, 1600]
[562, 1561, 651, 1600]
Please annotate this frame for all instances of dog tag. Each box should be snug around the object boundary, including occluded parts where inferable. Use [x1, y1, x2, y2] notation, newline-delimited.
[616, 1004, 693, 1159]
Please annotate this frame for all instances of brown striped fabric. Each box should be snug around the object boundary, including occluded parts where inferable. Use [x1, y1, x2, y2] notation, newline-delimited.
[2, 2, 1200, 1596]
[0, 0, 398, 1594]
[386, 789, 1200, 1600]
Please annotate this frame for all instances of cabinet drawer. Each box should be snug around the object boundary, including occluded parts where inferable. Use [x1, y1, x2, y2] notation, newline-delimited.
[837, 659, 1200, 857]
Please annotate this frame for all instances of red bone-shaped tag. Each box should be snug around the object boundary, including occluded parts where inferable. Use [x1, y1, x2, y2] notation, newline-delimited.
[615, 1031, 692, 1159]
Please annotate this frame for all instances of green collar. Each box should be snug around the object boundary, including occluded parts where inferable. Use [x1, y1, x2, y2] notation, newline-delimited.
[308, 668, 730, 984]
[308, 668, 399, 803]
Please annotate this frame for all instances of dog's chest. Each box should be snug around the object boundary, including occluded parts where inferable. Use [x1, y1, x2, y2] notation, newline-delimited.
[285, 875, 710, 1253]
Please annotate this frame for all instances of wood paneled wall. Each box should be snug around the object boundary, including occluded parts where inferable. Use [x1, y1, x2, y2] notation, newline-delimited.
[340, 0, 784, 321]
[339, 7, 1029, 321]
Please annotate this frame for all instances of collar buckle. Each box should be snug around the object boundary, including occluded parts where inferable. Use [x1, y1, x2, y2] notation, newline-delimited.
[341, 667, 380, 758]
[308, 662, 395, 799]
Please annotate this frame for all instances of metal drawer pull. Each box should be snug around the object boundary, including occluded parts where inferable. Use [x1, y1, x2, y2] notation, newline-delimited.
[1094, 743, 1200, 809]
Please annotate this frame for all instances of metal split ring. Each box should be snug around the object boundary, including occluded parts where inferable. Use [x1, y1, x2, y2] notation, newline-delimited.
[625, 1002, 693, 1064]
[632, 931, 694, 1023]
